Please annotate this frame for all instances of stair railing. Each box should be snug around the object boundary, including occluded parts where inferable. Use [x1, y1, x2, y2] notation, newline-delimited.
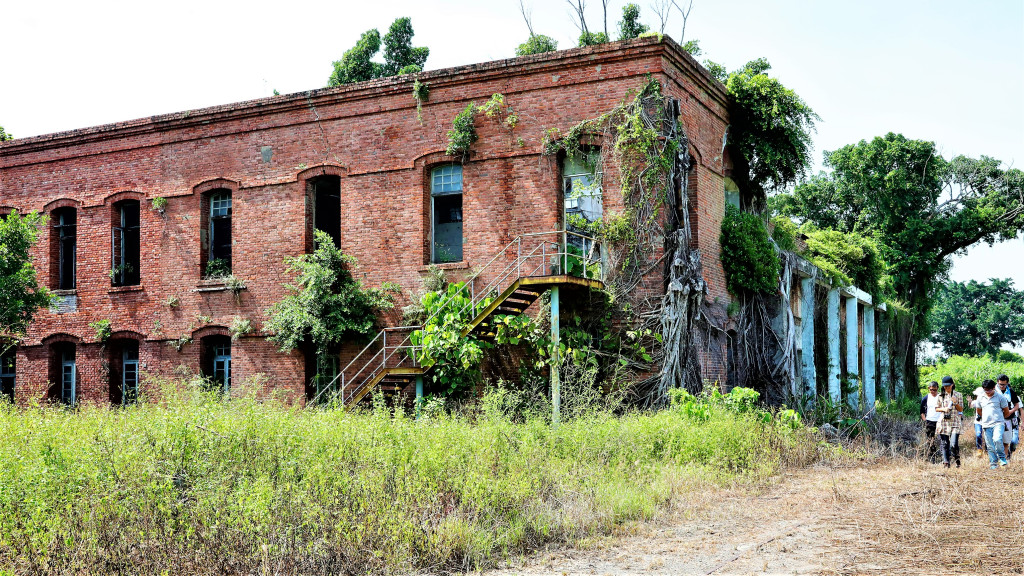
[313, 230, 602, 406]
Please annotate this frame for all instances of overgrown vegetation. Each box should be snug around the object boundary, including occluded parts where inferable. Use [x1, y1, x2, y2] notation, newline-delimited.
[720, 204, 779, 294]
[89, 319, 112, 343]
[265, 230, 399, 357]
[0, 125, 11, 141]
[0, 385, 824, 574]
[920, 354, 1024, 391]
[0, 210, 52, 352]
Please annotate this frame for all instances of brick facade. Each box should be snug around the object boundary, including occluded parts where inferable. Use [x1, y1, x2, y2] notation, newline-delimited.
[0, 37, 731, 405]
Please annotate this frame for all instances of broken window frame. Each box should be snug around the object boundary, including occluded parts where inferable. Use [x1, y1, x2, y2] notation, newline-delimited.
[430, 164, 464, 264]
[111, 200, 141, 286]
[0, 349, 14, 402]
[310, 352, 340, 403]
[53, 207, 77, 290]
[201, 336, 231, 395]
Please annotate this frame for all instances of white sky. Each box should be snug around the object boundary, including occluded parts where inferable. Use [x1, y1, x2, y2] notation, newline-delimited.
[2, 0, 1023, 345]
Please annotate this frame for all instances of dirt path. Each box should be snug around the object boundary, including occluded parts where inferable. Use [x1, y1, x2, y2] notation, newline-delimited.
[483, 452, 1024, 575]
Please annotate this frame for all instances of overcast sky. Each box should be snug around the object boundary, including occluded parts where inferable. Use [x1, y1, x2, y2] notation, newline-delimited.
[2, 0, 1022, 345]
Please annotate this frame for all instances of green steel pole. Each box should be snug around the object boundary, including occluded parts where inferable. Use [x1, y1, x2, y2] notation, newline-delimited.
[415, 375, 424, 419]
[551, 285, 560, 427]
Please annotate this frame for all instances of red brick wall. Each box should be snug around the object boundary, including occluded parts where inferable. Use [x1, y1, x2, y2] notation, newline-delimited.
[0, 37, 730, 404]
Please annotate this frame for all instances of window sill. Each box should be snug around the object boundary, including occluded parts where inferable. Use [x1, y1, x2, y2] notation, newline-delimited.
[108, 285, 144, 294]
[419, 261, 469, 271]
[52, 289, 77, 296]
[194, 281, 228, 293]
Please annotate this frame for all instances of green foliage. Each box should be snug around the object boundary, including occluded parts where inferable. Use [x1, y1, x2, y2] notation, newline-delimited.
[411, 282, 492, 396]
[266, 230, 398, 356]
[89, 320, 112, 343]
[412, 79, 429, 123]
[516, 34, 558, 56]
[0, 388, 823, 573]
[800, 225, 883, 294]
[150, 196, 167, 212]
[770, 216, 798, 251]
[995, 349, 1024, 363]
[720, 204, 780, 294]
[204, 258, 231, 279]
[445, 103, 478, 157]
[774, 134, 1024, 319]
[229, 317, 253, 341]
[0, 211, 52, 344]
[327, 18, 429, 86]
[725, 58, 820, 196]
[920, 354, 1024, 392]
[577, 31, 609, 47]
[929, 279, 1024, 357]
[703, 59, 727, 82]
[617, 4, 649, 40]
[0, 125, 11, 141]
[681, 39, 701, 57]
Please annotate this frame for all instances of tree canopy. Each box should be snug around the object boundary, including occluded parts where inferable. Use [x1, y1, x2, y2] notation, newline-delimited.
[774, 133, 1024, 316]
[929, 278, 1024, 358]
[617, 4, 649, 40]
[327, 17, 429, 87]
[516, 34, 558, 56]
[1, 211, 52, 350]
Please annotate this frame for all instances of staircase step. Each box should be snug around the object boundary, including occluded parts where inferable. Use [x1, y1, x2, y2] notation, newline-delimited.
[513, 290, 541, 298]
[496, 306, 527, 314]
[503, 297, 533, 306]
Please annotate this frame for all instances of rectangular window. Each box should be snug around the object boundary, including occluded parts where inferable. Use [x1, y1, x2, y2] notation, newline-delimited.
[122, 343, 139, 404]
[431, 165, 463, 263]
[563, 152, 602, 255]
[53, 208, 77, 290]
[206, 191, 232, 276]
[311, 352, 340, 402]
[112, 200, 141, 286]
[1, 350, 14, 402]
[311, 176, 341, 249]
[212, 343, 231, 394]
[61, 348, 76, 405]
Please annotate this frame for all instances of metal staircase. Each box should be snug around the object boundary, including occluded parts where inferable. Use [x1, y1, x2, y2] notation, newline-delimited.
[310, 230, 605, 407]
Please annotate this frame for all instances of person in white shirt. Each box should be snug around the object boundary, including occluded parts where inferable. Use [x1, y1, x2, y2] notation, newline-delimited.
[971, 379, 1012, 469]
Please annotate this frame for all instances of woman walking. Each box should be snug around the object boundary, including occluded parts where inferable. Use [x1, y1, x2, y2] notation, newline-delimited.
[936, 376, 964, 468]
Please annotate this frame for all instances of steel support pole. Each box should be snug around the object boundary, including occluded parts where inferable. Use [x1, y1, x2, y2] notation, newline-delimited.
[551, 285, 560, 427]
[415, 375, 424, 419]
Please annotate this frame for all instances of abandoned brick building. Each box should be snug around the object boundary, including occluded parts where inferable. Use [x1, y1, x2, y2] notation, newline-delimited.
[1, 36, 893, 408]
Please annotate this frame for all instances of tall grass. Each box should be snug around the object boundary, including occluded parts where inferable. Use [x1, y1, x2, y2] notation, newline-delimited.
[0, 385, 823, 575]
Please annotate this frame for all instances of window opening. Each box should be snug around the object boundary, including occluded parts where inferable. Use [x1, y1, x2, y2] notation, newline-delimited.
[122, 343, 139, 404]
[562, 151, 602, 256]
[311, 176, 341, 248]
[61, 347, 76, 405]
[0, 350, 14, 402]
[53, 208, 77, 290]
[111, 200, 141, 286]
[311, 352, 340, 402]
[724, 177, 741, 209]
[202, 336, 231, 394]
[207, 191, 232, 275]
[431, 165, 463, 263]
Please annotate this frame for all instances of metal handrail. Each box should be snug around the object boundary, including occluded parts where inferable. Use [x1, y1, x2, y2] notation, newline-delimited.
[313, 230, 603, 406]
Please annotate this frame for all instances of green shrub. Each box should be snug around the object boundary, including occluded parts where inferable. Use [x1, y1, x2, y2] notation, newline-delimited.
[720, 204, 780, 294]
[516, 34, 557, 56]
[920, 354, 1024, 394]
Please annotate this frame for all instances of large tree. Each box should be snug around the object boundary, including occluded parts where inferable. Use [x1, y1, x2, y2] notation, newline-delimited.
[327, 17, 429, 87]
[774, 133, 1024, 392]
[930, 279, 1024, 358]
[1, 211, 52, 352]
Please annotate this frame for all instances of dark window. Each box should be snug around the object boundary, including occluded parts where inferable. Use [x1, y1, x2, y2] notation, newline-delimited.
[201, 336, 231, 394]
[108, 340, 140, 405]
[112, 200, 141, 286]
[204, 191, 232, 277]
[431, 165, 463, 263]
[1, 349, 14, 402]
[310, 176, 341, 249]
[306, 349, 340, 403]
[52, 208, 77, 290]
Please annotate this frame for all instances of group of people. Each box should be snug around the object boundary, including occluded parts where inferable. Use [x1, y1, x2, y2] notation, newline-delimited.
[920, 374, 1021, 469]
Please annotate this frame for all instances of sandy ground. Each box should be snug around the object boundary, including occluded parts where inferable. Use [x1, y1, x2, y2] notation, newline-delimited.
[481, 449, 1024, 576]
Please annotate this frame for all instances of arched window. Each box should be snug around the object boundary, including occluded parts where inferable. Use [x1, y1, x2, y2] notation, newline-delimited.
[430, 164, 463, 263]
[724, 177, 741, 210]
[48, 342, 76, 405]
[201, 335, 231, 394]
[108, 339, 140, 405]
[308, 175, 341, 250]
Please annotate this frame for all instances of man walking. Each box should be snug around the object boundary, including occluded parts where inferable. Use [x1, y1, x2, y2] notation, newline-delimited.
[996, 375, 1020, 460]
[971, 379, 1012, 469]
